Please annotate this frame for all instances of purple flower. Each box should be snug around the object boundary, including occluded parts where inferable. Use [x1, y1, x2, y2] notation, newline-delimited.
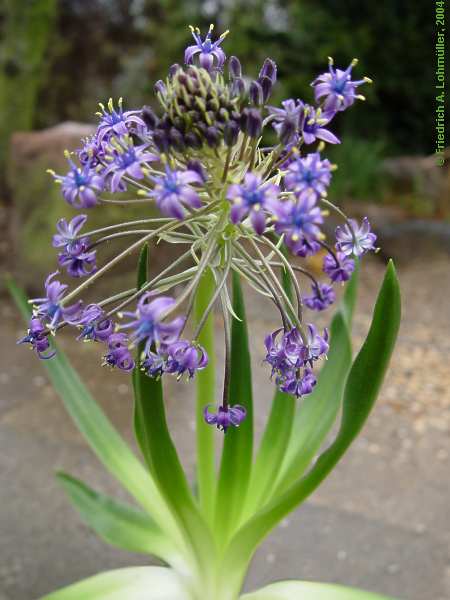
[323, 252, 355, 282]
[77, 134, 106, 167]
[119, 294, 184, 356]
[301, 105, 340, 145]
[291, 235, 321, 258]
[53, 215, 88, 252]
[303, 324, 329, 367]
[58, 247, 96, 278]
[142, 349, 167, 379]
[227, 173, 280, 234]
[279, 368, 317, 398]
[103, 333, 135, 372]
[268, 99, 304, 145]
[96, 98, 147, 142]
[149, 166, 203, 219]
[165, 340, 208, 379]
[51, 158, 104, 209]
[17, 318, 55, 360]
[264, 328, 292, 378]
[284, 153, 333, 201]
[184, 25, 227, 72]
[335, 217, 377, 257]
[30, 271, 82, 329]
[264, 325, 328, 398]
[203, 404, 247, 433]
[104, 136, 158, 193]
[304, 282, 336, 311]
[53, 215, 96, 278]
[271, 197, 323, 252]
[312, 58, 369, 113]
[74, 304, 114, 342]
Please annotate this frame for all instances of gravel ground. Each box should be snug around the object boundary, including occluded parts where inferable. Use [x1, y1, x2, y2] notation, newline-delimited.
[0, 253, 449, 600]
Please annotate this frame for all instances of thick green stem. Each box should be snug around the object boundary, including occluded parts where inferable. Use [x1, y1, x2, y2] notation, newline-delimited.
[194, 269, 216, 525]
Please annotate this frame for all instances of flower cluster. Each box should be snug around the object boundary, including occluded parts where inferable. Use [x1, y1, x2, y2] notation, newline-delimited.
[20, 25, 376, 433]
[265, 325, 329, 398]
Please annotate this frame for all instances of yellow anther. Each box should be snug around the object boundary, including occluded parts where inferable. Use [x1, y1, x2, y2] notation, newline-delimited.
[328, 56, 334, 65]
[107, 98, 114, 112]
[351, 58, 359, 67]
[364, 77, 373, 84]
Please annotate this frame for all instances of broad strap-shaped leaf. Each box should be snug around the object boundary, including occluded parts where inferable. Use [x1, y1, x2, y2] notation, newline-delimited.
[223, 261, 401, 573]
[194, 269, 216, 523]
[240, 579, 396, 600]
[133, 244, 156, 473]
[6, 278, 182, 549]
[267, 263, 359, 497]
[341, 258, 360, 330]
[40, 567, 190, 600]
[57, 472, 173, 560]
[242, 390, 295, 521]
[272, 310, 352, 497]
[131, 247, 215, 569]
[215, 272, 253, 542]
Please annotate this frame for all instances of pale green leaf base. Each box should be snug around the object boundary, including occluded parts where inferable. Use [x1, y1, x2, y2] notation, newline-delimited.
[241, 580, 396, 600]
[40, 567, 189, 600]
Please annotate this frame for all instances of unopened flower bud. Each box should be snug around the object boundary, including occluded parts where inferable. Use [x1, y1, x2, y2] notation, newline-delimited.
[224, 120, 240, 146]
[153, 129, 170, 153]
[231, 77, 246, 98]
[249, 81, 264, 106]
[184, 131, 203, 149]
[169, 63, 181, 78]
[168, 128, 185, 151]
[259, 58, 277, 83]
[241, 108, 262, 138]
[259, 75, 273, 102]
[205, 126, 220, 147]
[154, 80, 167, 96]
[228, 56, 242, 79]
[142, 106, 159, 129]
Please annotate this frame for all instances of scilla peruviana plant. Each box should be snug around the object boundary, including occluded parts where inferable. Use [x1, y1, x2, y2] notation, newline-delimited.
[10, 24, 400, 600]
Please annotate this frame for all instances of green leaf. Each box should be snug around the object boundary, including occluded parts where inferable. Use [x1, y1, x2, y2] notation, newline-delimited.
[39, 567, 190, 600]
[261, 262, 359, 498]
[223, 261, 401, 574]
[57, 472, 173, 560]
[341, 259, 360, 330]
[131, 248, 215, 569]
[194, 269, 216, 523]
[6, 277, 183, 554]
[133, 244, 155, 474]
[215, 272, 253, 543]
[242, 390, 295, 521]
[272, 309, 352, 496]
[240, 580, 396, 600]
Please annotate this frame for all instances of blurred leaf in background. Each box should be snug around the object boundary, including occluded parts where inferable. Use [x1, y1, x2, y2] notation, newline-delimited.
[0, 0, 57, 191]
